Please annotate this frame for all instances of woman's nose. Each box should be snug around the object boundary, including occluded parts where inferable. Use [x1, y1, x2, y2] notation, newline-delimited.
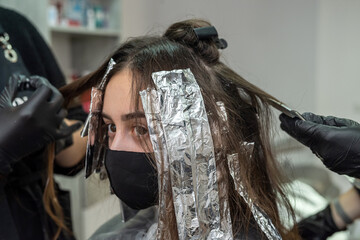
[109, 131, 127, 151]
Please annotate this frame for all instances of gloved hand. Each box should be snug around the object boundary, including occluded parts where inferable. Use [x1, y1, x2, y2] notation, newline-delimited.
[0, 75, 81, 175]
[55, 121, 75, 155]
[279, 112, 360, 178]
[296, 204, 341, 240]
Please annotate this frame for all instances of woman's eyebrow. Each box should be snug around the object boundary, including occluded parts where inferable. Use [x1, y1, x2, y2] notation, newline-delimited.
[102, 112, 113, 121]
[121, 111, 146, 121]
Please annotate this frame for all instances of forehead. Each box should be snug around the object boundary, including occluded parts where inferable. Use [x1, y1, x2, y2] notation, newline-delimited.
[103, 69, 135, 117]
[106, 69, 133, 93]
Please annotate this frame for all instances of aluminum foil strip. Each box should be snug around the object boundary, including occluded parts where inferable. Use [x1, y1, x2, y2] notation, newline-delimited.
[181, 70, 232, 240]
[227, 153, 282, 240]
[143, 70, 199, 239]
[81, 58, 116, 137]
[82, 58, 116, 178]
[214, 101, 237, 237]
[215, 101, 228, 128]
[99, 58, 116, 90]
[140, 88, 171, 239]
[145, 68, 232, 239]
[84, 87, 104, 178]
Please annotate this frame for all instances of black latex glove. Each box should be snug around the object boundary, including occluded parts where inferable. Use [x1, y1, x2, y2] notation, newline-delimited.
[55, 121, 75, 155]
[0, 75, 81, 175]
[296, 204, 341, 240]
[279, 112, 360, 178]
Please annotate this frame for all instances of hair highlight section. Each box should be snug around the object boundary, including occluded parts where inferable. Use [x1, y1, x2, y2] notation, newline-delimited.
[141, 68, 234, 239]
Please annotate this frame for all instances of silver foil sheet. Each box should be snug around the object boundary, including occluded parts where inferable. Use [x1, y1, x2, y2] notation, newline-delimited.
[216, 99, 281, 240]
[81, 58, 116, 137]
[214, 101, 234, 236]
[82, 58, 116, 178]
[99, 58, 116, 90]
[140, 88, 171, 239]
[84, 87, 104, 178]
[227, 153, 282, 240]
[140, 69, 233, 239]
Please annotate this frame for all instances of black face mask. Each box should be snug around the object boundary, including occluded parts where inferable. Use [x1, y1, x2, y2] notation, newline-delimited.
[104, 149, 158, 210]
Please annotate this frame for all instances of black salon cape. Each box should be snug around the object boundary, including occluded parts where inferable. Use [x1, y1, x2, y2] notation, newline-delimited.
[0, 7, 86, 240]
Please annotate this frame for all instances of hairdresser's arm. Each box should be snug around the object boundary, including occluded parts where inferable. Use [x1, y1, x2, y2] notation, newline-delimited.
[331, 187, 360, 228]
[55, 118, 87, 168]
[297, 187, 360, 239]
[279, 112, 360, 178]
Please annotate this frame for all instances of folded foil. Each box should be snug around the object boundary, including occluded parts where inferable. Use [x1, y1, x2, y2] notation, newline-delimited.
[83, 58, 116, 178]
[140, 88, 170, 239]
[217, 99, 282, 240]
[140, 69, 233, 239]
[227, 153, 282, 240]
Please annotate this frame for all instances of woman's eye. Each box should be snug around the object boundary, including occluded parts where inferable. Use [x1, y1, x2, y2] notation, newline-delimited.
[108, 123, 116, 133]
[134, 126, 148, 136]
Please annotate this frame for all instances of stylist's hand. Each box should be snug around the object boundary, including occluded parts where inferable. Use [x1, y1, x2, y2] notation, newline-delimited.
[296, 204, 340, 239]
[279, 112, 360, 178]
[0, 75, 81, 175]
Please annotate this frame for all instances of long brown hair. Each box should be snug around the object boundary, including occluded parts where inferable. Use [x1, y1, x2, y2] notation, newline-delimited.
[164, 19, 300, 239]
[43, 144, 72, 240]
[61, 19, 299, 239]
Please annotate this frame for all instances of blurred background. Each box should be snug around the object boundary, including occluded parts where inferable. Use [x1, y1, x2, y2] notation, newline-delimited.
[1, 0, 359, 239]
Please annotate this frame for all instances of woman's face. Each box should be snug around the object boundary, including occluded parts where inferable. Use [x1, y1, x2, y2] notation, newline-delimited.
[102, 69, 151, 152]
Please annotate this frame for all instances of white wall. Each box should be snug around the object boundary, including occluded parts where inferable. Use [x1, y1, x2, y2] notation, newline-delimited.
[121, 0, 318, 113]
[316, 0, 360, 122]
[0, 0, 49, 41]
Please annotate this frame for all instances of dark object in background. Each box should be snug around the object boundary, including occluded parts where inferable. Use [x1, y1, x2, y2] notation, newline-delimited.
[0, 6, 86, 240]
[296, 205, 341, 240]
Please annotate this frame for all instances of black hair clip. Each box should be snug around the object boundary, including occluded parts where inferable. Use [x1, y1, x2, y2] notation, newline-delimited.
[193, 26, 228, 49]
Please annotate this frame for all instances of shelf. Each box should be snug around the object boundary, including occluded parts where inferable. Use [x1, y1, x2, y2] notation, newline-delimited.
[50, 26, 120, 37]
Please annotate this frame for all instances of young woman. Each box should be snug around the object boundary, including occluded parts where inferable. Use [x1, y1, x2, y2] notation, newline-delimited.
[62, 19, 300, 239]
